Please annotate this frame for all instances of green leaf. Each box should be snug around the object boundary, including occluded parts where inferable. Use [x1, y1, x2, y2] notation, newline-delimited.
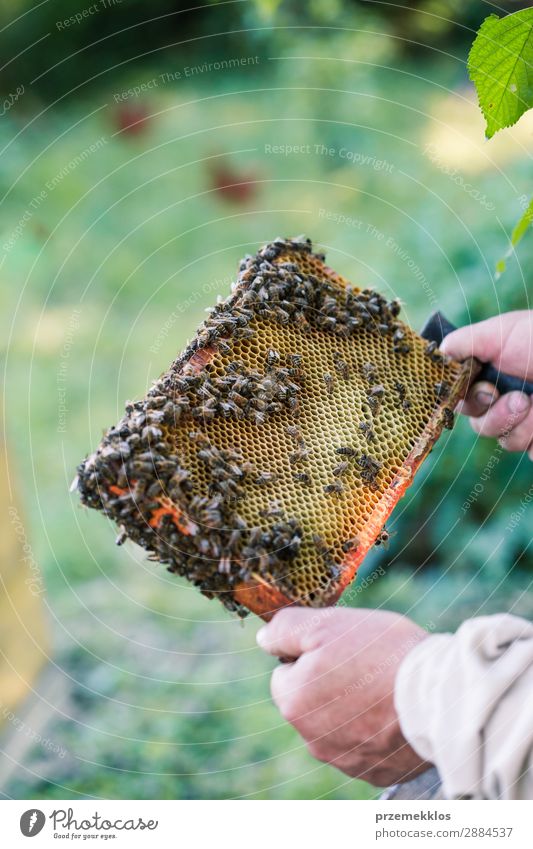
[468, 10, 533, 139]
[495, 197, 533, 279]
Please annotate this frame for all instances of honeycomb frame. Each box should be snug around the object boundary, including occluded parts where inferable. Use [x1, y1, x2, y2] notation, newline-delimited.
[77, 237, 473, 620]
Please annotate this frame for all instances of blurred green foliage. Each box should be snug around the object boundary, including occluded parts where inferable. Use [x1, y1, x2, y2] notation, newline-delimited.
[1, 0, 532, 801]
[0, 0, 528, 98]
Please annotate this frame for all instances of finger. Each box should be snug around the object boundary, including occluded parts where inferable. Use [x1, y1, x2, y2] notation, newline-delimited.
[441, 319, 505, 363]
[457, 381, 499, 417]
[270, 662, 298, 716]
[498, 405, 533, 452]
[256, 607, 334, 658]
[440, 311, 533, 380]
[469, 392, 531, 439]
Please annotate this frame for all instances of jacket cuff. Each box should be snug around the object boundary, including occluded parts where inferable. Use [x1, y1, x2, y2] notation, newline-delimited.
[393, 614, 533, 799]
[393, 631, 453, 764]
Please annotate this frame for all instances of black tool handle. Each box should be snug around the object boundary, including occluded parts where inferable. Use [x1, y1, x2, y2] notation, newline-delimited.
[421, 311, 533, 396]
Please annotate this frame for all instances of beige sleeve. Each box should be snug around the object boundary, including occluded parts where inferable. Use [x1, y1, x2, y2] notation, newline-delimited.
[394, 614, 533, 799]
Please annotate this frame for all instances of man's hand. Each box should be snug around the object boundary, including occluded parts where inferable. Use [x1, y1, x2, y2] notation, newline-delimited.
[440, 310, 533, 458]
[256, 607, 431, 787]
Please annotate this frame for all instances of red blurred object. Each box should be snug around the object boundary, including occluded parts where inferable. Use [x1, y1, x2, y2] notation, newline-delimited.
[209, 160, 258, 203]
[113, 103, 151, 136]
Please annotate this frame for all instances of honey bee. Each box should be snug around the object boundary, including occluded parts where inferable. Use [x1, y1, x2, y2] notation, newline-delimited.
[312, 534, 334, 557]
[358, 422, 375, 442]
[374, 527, 396, 549]
[394, 381, 406, 401]
[335, 446, 356, 457]
[228, 529, 243, 550]
[425, 340, 445, 363]
[218, 557, 232, 574]
[393, 337, 411, 354]
[290, 447, 310, 465]
[361, 362, 377, 383]
[332, 352, 350, 379]
[341, 536, 360, 553]
[442, 407, 455, 429]
[357, 453, 382, 486]
[323, 372, 334, 395]
[394, 381, 412, 410]
[286, 424, 302, 441]
[332, 461, 350, 477]
[367, 383, 385, 413]
[115, 526, 127, 546]
[324, 480, 343, 494]
[435, 381, 451, 399]
[259, 501, 284, 519]
[255, 471, 278, 485]
[288, 396, 300, 415]
[389, 299, 401, 317]
[287, 354, 303, 368]
[293, 472, 312, 485]
[275, 306, 292, 325]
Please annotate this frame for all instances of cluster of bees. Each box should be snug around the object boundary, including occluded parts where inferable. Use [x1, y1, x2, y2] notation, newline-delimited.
[171, 235, 408, 378]
[165, 355, 302, 426]
[77, 236, 456, 615]
[235, 237, 405, 346]
[241, 518, 304, 599]
[321, 444, 383, 496]
[77, 343, 308, 614]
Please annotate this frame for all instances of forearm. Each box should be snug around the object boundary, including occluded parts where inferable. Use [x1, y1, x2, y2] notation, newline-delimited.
[394, 614, 533, 799]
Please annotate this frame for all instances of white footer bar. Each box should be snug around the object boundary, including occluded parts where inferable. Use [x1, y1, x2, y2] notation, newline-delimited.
[1, 799, 529, 848]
